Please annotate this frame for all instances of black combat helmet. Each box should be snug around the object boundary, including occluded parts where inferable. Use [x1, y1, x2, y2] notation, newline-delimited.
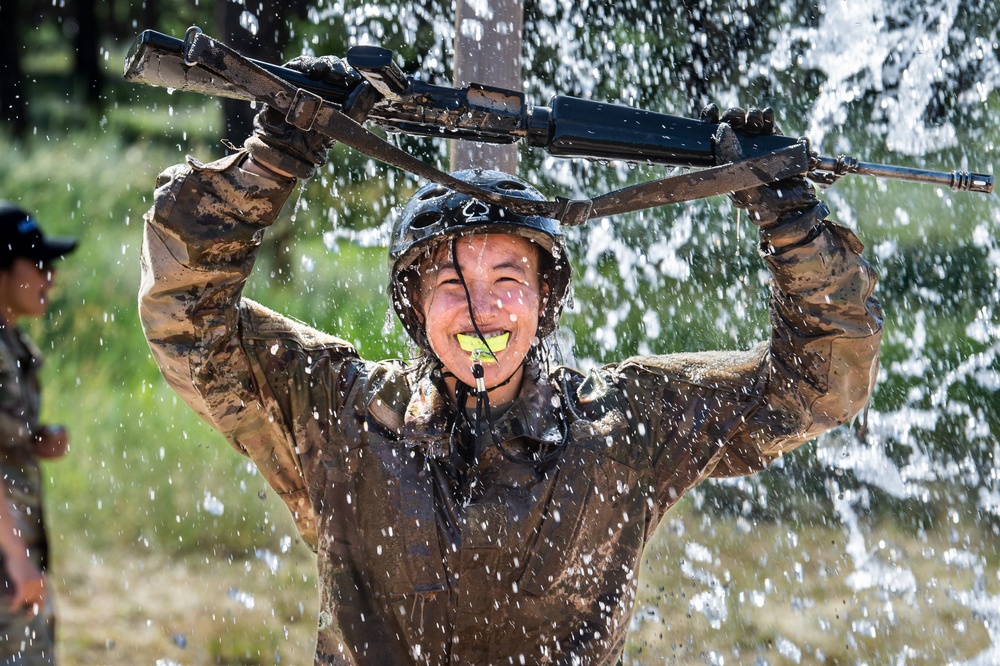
[388, 169, 572, 352]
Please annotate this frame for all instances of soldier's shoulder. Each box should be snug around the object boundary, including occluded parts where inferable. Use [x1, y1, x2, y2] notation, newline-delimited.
[365, 357, 416, 385]
[240, 300, 358, 355]
[551, 363, 621, 406]
[617, 343, 768, 395]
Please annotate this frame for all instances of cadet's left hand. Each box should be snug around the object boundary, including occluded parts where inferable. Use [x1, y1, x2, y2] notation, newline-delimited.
[4, 555, 45, 616]
[701, 104, 818, 227]
[244, 55, 362, 180]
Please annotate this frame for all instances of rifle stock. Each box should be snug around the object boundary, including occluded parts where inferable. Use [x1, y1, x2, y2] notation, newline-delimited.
[124, 30, 353, 105]
[123, 29, 993, 195]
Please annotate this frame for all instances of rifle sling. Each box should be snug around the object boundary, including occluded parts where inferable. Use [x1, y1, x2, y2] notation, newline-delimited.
[186, 32, 810, 226]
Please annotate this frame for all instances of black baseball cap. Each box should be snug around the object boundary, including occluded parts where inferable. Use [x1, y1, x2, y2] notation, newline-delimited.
[0, 201, 77, 265]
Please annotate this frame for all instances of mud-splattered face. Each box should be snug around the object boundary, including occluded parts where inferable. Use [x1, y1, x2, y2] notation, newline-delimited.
[416, 233, 546, 406]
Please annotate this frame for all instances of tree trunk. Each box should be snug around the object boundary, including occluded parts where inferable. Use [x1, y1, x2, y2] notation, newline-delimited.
[214, 0, 309, 280]
[0, 0, 28, 135]
[73, 0, 102, 109]
[141, 0, 160, 42]
[451, 0, 523, 174]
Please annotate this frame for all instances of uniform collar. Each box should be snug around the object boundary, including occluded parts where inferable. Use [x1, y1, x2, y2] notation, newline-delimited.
[399, 360, 564, 460]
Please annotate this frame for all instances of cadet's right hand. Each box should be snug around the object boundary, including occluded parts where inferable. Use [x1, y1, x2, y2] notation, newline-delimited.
[701, 103, 818, 228]
[244, 55, 362, 180]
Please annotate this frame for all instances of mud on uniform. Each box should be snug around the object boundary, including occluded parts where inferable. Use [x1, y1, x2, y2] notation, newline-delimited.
[0, 326, 56, 665]
[139, 151, 882, 665]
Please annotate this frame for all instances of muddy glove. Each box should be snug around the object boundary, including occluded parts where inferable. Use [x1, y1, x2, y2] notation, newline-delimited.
[701, 104, 818, 228]
[244, 55, 362, 180]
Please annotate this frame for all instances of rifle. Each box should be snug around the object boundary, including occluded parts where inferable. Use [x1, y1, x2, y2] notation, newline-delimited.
[124, 27, 994, 201]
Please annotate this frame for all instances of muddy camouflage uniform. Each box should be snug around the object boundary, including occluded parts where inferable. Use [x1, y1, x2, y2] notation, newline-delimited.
[0, 326, 55, 665]
[139, 150, 882, 665]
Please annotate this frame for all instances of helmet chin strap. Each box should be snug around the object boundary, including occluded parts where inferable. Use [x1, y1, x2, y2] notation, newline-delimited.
[448, 239, 529, 460]
[449, 239, 527, 397]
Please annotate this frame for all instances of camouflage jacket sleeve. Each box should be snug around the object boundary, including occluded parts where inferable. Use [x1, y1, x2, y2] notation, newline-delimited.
[609, 202, 882, 500]
[138, 151, 359, 548]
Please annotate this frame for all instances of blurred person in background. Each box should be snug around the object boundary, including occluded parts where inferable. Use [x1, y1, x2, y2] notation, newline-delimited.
[0, 202, 76, 665]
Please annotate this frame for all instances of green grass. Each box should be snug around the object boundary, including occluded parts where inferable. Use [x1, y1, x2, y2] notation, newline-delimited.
[0, 128, 288, 554]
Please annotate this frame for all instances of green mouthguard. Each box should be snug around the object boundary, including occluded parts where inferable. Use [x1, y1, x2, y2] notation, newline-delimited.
[456, 332, 510, 363]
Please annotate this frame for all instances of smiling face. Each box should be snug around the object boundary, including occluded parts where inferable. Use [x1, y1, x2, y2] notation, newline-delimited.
[416, 233, 547, 406]
[0, 257, 56, 326]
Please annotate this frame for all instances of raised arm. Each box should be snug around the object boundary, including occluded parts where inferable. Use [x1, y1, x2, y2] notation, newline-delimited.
[610, 107, 881, 500]
[711, 107, 883, 465]
[138, 48, 365, 421]
[138, 149, 295, 416]
[138, 58, 359, 548]
[139, 149, 344, 548]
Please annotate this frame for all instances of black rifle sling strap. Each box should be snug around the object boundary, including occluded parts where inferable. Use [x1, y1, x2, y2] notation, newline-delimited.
[184, 31, 810, 226]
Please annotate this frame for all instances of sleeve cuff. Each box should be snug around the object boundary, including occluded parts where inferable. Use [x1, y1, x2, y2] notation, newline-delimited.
[758, 201, 830, 255]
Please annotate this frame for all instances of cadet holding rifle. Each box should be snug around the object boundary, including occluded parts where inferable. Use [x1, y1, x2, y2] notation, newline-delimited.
[139, 52, 882, 665]
[124, 28, 994, 196]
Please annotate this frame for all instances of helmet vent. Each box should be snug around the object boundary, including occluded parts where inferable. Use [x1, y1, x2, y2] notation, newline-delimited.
[410, 212, 443, 230]
[417, 186, 449, 201]
[496, 180, 528, 191]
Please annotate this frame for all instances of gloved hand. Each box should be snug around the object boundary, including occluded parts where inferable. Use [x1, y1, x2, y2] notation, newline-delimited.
[701, 103, 818, 228]
[244, 55, 362, 180]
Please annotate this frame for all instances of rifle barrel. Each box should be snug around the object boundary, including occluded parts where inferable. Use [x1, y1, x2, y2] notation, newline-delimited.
[812, 155, 994, 194]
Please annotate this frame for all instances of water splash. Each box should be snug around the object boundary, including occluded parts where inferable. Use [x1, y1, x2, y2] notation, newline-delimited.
[832, 484, 917, 601]
[239, 11, 260, 37]
[201, 491, 225, 517]
[681, 541, 727, 628]
[227, 588, 256, 610]
[254, 548, 281, 574]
